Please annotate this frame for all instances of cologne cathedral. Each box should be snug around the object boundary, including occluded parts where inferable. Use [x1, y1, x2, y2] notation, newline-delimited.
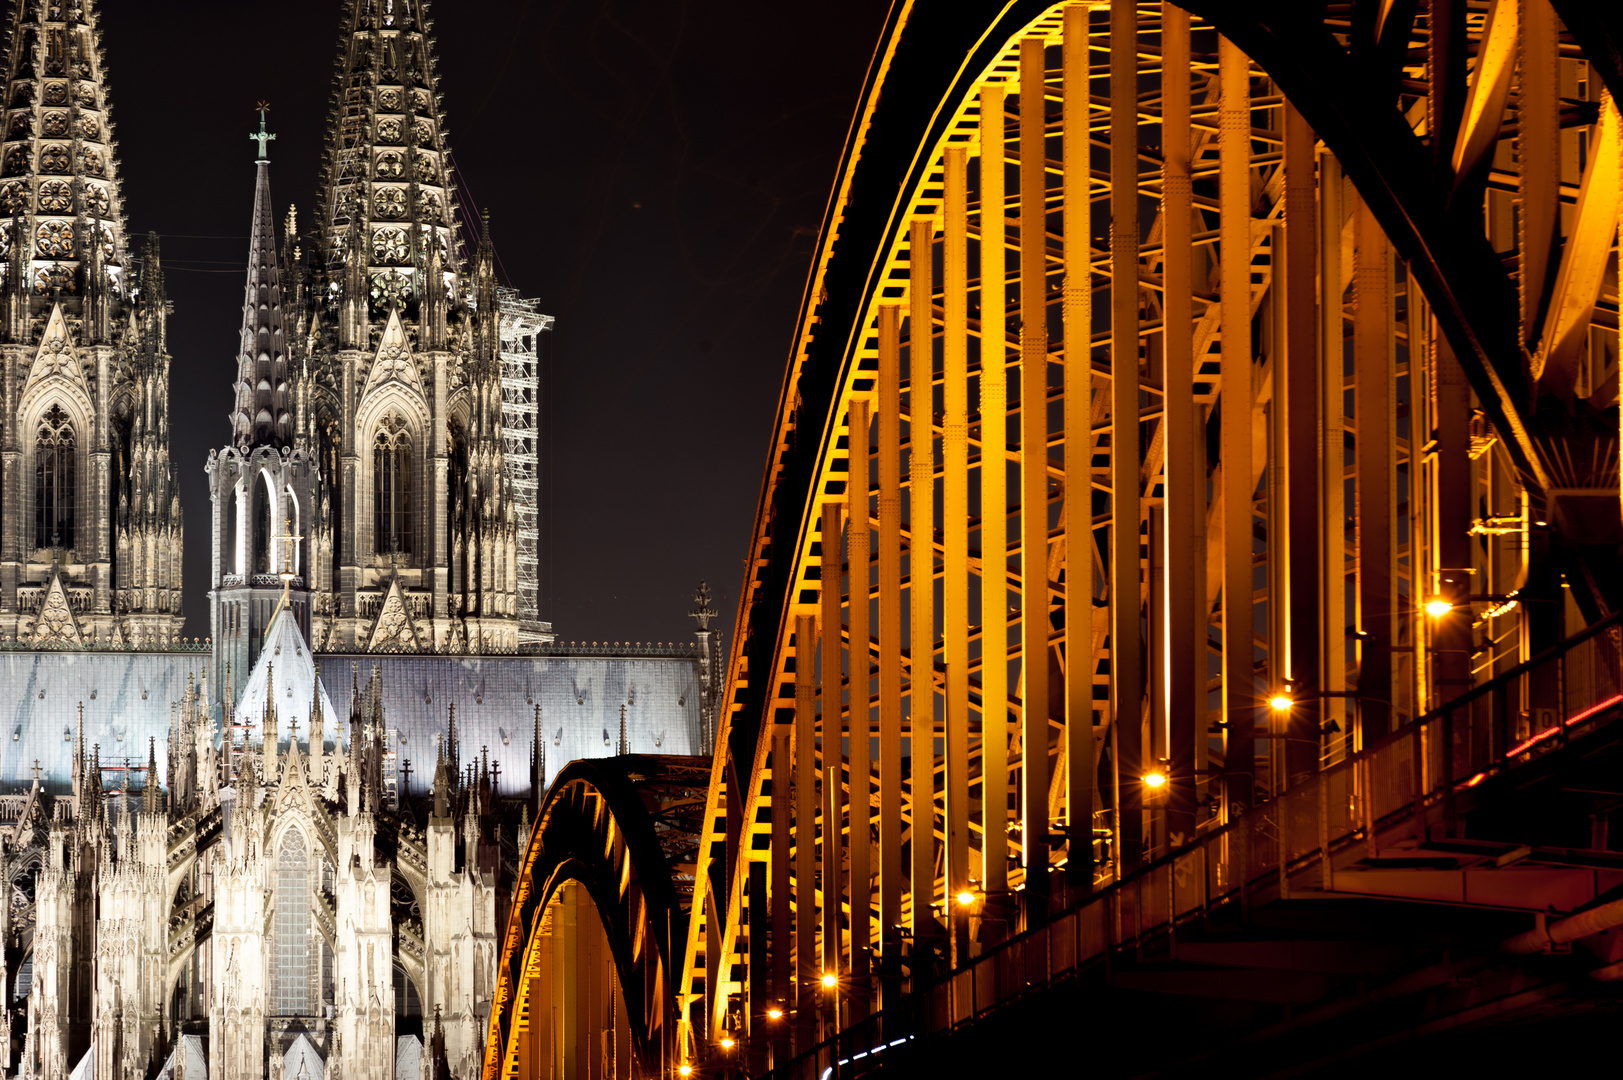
[0, 2, 721, 1079]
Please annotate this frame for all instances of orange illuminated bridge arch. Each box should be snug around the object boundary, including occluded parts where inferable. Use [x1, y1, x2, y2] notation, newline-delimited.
[483, 756, 704, 1080]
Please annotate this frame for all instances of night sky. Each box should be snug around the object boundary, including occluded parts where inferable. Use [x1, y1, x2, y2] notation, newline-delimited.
[93, 0, 887, 645]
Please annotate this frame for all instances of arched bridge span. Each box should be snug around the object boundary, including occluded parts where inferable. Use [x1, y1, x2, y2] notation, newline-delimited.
[665, 0, 1623, 1076]
[483, 755, 707, 1080]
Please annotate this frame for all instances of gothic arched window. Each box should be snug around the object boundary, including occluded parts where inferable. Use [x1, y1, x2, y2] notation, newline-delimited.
[252, 474, 272, 575]
[275, 831, 310, 1015]
[34, 405, 74, 550]
[374, 422, 412, 557]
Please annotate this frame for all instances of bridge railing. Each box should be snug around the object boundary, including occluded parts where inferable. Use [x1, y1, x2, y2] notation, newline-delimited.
[764, 610, 1623, 1080]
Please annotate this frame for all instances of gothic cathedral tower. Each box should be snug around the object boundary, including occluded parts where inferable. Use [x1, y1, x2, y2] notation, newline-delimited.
[207, 112, 320, 694]
[0, 0, 182, 648]
[294, 0, 521, 654]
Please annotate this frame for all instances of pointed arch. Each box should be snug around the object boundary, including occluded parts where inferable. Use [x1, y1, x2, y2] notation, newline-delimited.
[374, 420, 412, 557]
[34, 404, 74, 551]
[274, 824, 312, 1016]
[252, 467, 275, 576]
[356, 385, 429, 564]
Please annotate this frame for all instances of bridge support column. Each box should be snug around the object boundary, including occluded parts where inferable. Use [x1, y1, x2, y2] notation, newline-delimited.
[943, 141, 972, 968]
[1018, 33, 1051, 927]
[556, 882, 580, 1080]
[876, 302, 904, 1008]
[1353, 194, 1397, 742]
[1109, 0, 1144, 879]
[1284, 100, 1322, 787]
[847, 396, 872, 1015]
[1062, 0, 1095, 888]
[748, 860, 770, 1074]
[978, 81, 1012, 938]
[771, 718, 791, 1066]
[1319, 151, 1349, 760]
[908, 215, 939, 965]
[1431, 329, 1475, 706]
[795, 612, 817, 1053]
[1220, 34, 1257, 819]
[1160, 3, 1202, 850]
[821, 504, 845, 980]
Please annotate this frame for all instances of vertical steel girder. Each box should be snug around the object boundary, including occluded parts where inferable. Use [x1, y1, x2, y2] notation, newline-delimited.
[1018, 34, 1051, 920]
[1108, 0, 1144, 874]
[980, 80, 1012, 911]
[1218, 35, 1256, 816]
[1063, 4, 1095, 887]
[649, 3, 1623, 1074]
[847, 396, 873, 1017]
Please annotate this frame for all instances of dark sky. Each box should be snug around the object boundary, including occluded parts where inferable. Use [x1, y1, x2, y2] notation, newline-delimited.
[94, 0, 887, 645]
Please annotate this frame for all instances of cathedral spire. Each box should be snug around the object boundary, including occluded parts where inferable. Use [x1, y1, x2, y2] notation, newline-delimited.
[310, 659, 326, 756]
[318, 0, 462, 321]
[143, 736, 160, 813]
[230, 105, 290, 449]
[263, 660, 279, 776]
[0, 0, 131, 297]
[531, 702, 542, 795]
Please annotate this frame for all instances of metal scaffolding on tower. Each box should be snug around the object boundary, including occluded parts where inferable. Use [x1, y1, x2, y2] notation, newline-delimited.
[497, 286, 556, 646]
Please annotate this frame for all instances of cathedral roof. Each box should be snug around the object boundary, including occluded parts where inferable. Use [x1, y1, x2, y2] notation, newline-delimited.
[285, 1033, 325, 1079]
[319, 651, 705, 796]
[236, 606, 339, 750]
[0, 647, 204, 795]
[229, 110, 291, 449]
[0, 0, 130, 296]
[0, 643, 704, 800]
[318, 0, 463, 314]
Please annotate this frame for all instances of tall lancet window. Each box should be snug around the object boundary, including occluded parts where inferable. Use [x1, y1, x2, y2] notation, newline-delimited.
[35, 405, 74, 551]
[276, 830, 310, 1015]
[374, 422, 412, 557]
[253, 475, 273, 575]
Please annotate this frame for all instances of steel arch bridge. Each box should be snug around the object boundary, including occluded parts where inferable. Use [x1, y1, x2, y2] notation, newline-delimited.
[483, 755, 707, 1079]
[489, 2, 1623, 1076]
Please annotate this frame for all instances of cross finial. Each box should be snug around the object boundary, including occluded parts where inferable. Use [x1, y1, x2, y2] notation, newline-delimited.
[689, 580, 717, 631]
[250, 102, 276, 163]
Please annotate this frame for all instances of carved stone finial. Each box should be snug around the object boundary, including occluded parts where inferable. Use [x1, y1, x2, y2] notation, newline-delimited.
[689, 580, 717, 631]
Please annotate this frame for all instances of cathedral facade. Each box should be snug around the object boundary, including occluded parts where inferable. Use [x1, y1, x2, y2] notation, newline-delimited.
[0, 2, 722, 1079]
[212, 0, 544, 692]
[0, 0, 183, 648]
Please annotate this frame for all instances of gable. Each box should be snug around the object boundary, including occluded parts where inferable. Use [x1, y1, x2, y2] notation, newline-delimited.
[29, 572, 81, 648]
[367, 578, 425, 653]
[362, 307, 425, 400]
[22, 302, 92, 409]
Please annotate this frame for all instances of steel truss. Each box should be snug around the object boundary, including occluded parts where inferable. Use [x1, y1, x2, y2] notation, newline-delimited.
[482, 1, 1623, 1076]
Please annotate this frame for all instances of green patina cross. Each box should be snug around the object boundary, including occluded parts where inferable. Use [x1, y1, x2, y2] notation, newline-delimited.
[250, 102, 276, 162]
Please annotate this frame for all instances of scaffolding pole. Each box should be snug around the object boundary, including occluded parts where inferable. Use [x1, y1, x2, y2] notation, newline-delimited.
[497, 286, 556, 645]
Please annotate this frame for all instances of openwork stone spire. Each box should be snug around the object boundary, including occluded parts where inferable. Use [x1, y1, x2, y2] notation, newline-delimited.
[318, 0, 462, 319]
[0, 0, 129, 296]
[230, 106, 289, 448]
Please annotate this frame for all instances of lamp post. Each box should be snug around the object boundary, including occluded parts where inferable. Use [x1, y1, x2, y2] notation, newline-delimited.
[820, 972, 841, 1079]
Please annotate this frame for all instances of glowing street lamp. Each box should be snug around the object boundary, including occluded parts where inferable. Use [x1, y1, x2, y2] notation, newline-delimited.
[956, 889, 977, 909]
[1142, 769, 1169, 790]
[678, 1066, 693, 1078]
[820, 972, 838, 990]
[1268, 693, 1293, 714]
[1425, 598, 1453, 618]
[766, 1006, 784, 1021]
